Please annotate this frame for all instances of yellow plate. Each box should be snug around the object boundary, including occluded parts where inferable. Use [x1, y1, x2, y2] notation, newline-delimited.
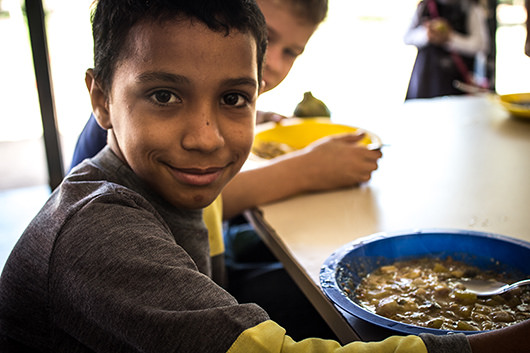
[251, 117, 382, 160]
[497, 93, 530, 119]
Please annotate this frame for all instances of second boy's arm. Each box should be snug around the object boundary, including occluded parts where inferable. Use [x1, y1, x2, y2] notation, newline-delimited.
[221, 134, 382, 219]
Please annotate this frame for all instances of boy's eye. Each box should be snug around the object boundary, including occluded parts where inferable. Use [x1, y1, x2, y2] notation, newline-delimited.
[284, 48, 300, 59]
[222, 93, 247, 107]
[149, 90, 180, 105]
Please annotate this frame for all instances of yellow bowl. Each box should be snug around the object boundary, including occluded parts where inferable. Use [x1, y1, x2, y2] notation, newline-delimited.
[251, 117, 382, 160]
[497, 93, 530, 119]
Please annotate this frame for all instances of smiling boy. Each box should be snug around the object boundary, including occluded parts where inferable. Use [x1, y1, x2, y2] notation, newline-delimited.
[65, 0, 380, 339]
[0, 0, 528, 352]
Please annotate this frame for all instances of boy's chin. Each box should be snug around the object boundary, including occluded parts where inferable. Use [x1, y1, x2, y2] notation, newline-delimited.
[171, 192, 220, 210]
[152, 181, 223, 210]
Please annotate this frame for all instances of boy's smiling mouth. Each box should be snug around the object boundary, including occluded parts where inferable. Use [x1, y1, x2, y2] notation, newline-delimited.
[167, 165, 227, 186]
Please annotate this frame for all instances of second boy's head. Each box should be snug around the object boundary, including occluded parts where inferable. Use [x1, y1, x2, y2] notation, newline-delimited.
[258, 0, 328, 92]
[86, 0, 267, 210]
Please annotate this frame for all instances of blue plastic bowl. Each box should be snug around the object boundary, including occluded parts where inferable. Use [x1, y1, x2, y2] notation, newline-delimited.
[320, 229, 530, 336]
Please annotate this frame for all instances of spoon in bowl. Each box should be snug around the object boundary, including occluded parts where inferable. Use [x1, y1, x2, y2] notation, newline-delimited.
[458, 278, 530, 297]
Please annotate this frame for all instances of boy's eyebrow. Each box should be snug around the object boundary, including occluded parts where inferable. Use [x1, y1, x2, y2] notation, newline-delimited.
[223, 77, 258, 89]
[137, 72, 257, 88]
[136, 71, 190, 85]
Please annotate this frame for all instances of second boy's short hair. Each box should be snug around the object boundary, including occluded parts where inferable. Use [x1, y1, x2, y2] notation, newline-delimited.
[90, 0, 268, 94]
[283, 0, 328, 25]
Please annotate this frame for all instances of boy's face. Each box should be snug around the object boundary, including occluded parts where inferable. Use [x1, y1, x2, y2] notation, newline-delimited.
[90, 19, 258, 209]
[258, 0, 319, 92]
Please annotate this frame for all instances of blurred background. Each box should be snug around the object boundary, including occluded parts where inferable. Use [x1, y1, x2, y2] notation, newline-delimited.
[1, 0, 529, 265]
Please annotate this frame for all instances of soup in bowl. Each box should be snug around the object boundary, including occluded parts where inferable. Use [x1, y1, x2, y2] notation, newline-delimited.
[320, 229, 530, 335]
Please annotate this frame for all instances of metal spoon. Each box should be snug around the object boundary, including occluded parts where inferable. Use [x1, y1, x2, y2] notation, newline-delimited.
[459, 278, 530, 297]
[453, 80, 494, 95]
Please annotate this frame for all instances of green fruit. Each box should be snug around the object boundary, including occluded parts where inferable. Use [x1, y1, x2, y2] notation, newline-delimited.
[436, 22, 448, 33]
[293, 91, 331, 118]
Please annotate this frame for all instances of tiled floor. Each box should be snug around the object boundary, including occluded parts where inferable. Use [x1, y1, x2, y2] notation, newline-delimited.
[0, 185, 51, 270]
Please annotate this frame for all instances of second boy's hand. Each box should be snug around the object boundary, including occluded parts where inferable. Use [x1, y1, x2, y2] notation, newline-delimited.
[256, 110, 287, 124]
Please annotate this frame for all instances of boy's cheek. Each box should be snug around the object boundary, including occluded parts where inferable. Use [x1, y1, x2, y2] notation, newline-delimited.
[231, 117, 255, 148]
[235, 134, 254, 163]
[243, 125, 256, 157]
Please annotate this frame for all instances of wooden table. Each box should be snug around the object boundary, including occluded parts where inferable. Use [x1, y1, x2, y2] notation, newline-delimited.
[245, 95, 530, 343]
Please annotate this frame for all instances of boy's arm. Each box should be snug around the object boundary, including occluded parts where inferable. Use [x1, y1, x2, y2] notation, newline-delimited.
[229, 320, 476, 353]
[222, 134, 382, 219]
[467, 318, 530, 353]
[51, 196, 269, 353]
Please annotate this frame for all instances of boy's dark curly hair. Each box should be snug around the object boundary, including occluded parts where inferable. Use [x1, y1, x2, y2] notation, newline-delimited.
[90, 0, 267, 94]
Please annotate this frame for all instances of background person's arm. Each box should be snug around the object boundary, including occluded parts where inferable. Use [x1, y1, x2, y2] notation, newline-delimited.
[445, 4, 489, 56]
[404, 2, 429, 48]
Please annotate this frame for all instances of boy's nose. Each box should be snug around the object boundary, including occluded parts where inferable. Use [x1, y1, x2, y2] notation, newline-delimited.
[181, 107, 224, 153]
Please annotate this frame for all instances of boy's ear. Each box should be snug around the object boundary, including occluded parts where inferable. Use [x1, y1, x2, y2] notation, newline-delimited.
[258, 80, 266, 95]
[85, 69, 112, 130]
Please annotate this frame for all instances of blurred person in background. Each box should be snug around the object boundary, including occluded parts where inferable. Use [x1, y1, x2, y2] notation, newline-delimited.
[404, 0, 489, 99]
[526, 0, 530, 56]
